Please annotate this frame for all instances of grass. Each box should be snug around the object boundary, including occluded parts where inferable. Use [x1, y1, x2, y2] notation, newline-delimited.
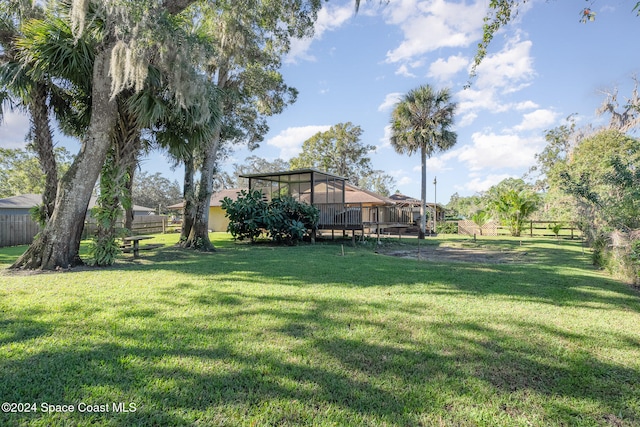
[0, 233, 639, 426]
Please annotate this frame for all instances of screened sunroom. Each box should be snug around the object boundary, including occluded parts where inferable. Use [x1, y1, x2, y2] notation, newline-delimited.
[239, 168, 416, 236]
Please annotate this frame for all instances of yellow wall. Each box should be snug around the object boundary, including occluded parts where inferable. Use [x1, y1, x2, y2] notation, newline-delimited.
[208, 207, 230, 232]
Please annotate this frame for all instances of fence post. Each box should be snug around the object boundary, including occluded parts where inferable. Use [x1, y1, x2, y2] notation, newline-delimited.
[530, 220, 533, 237]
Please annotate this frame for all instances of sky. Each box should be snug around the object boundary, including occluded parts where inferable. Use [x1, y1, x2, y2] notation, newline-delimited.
[2, 0, 640, 206]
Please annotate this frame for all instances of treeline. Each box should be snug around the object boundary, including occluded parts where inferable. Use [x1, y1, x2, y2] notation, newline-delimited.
[446, 82, 640, 284]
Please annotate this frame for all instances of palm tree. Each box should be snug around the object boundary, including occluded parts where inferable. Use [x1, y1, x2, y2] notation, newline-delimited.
[490, 188, 539, 237]
[1, 3, 61, 220]
[390, 84, 457, 238]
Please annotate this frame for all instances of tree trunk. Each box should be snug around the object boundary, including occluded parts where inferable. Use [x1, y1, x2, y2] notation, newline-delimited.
[183, 126, 220, 251]
[180, 153, 196, 243]
[112, 95, 141, 235]
[92, 94, 141, 265]
[123, 163, 136, 232]
[182, 67, 226, 251]
[29, 82, 58, 219]
[11, 50, 118, 270]
[419, 145, 427, 239]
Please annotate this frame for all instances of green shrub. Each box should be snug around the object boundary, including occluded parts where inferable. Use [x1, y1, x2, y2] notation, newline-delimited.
[222, 191, 319, 245]
[221, 189, 267, 242]
[437, 221, 458, 234]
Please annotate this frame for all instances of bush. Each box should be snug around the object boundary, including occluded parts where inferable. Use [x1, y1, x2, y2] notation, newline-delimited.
[437, 221, 458, 234]
[222, 190, 319, 245]
[221, 190, 267, 242]
[591, 230, 640, 285]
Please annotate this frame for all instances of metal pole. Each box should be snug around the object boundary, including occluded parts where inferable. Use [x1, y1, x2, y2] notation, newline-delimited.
[433, 177, 437, 235]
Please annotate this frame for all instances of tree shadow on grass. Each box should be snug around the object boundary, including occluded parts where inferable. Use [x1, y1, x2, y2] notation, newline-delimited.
[0, 289, 638, 425]
[2, 238, 639, 424]
[137, 241, 640, 311]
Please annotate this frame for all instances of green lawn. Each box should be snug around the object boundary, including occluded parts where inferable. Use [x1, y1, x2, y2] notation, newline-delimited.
[0, 233, 639, 426]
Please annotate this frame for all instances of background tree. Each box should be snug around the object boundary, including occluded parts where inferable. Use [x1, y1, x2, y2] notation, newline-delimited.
[289, 122, 375, 185]
[181, 0, 320, 252]
[0, 147, 73, 198]
[486, 178, 540, 237]
[358, 170, 397, 196]
[390, 84, 457, 239]
[232, 155, 290, 187]
[132, 171, 182, 213]
[559, 130, 640, 233]
[445, 192, 485, 219]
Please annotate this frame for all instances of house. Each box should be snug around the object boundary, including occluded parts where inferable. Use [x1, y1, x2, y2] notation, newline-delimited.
[0, 194, 155, 216]
[168, 188, 247, 232]
[389, 192, 446, 223]
[238, 169, 416, 234]
[168, 178, 404, 234]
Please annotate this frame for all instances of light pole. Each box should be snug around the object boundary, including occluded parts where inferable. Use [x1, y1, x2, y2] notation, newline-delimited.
[433, 177, 437, 235]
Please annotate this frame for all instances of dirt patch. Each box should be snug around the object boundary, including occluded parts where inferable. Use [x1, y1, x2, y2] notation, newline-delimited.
[380, 245, 528, 264]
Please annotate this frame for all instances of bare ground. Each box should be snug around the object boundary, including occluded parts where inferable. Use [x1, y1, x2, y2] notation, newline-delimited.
[380, 245, 530, 264]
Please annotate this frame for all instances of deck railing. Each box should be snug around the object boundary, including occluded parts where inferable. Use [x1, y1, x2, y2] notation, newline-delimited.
[316, 203, 415, 229]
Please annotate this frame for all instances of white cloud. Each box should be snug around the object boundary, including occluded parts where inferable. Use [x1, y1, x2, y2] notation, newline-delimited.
[266, 125, 331, 159]
[458, 112, 478, 127]
[377, 124, 393, 149]
[428, 54, 469, 81]
[474, 37, 535, 91]
[446, 131, 545, 172]
[397, 176, 414, 186]
[512, 109, 558, 131]
[409, 156, 450, 173]
[394, 64, 416, 78]
[453, 37, 537, 124]
[463, 173, 516, 193]
[514, 100, 539, 111]
[0, 111, 30, 149]
[378, 92, 403, 112]
[286, 3, 354, 63]
[388, 168, 416, 187]
[384, 0, 485, 64]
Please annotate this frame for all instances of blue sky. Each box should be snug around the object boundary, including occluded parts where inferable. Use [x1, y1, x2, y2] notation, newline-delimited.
[2, 0, 640, 205]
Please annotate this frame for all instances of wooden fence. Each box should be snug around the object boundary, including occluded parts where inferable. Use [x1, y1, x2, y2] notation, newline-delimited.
[0, 214, 169, 247]
[0, 214, 40, 247]
[82, 215, 169, 239]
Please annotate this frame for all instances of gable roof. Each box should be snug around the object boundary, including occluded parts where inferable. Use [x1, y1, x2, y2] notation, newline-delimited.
[0, 194, 42, 209]
[344, 183, 394, 205]
[0, 194, 155, 212]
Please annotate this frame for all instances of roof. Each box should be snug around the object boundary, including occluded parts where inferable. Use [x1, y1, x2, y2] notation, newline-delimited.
[167, 188, 247, 209]
[0, 194, 155, 212]
[167, 185, 397, 208]
[389, 193, 421, 205]
[388, 193, 446, 209]
[239, 168, 348, 182]
[0, 194, 42, 209]
[344, 183, 395, 205]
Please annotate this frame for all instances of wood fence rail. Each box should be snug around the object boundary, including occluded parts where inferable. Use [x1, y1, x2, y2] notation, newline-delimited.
[0, 214, 169, 247]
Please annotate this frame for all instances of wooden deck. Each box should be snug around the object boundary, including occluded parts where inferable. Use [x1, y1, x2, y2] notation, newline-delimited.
[316, 203, 416, 231]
